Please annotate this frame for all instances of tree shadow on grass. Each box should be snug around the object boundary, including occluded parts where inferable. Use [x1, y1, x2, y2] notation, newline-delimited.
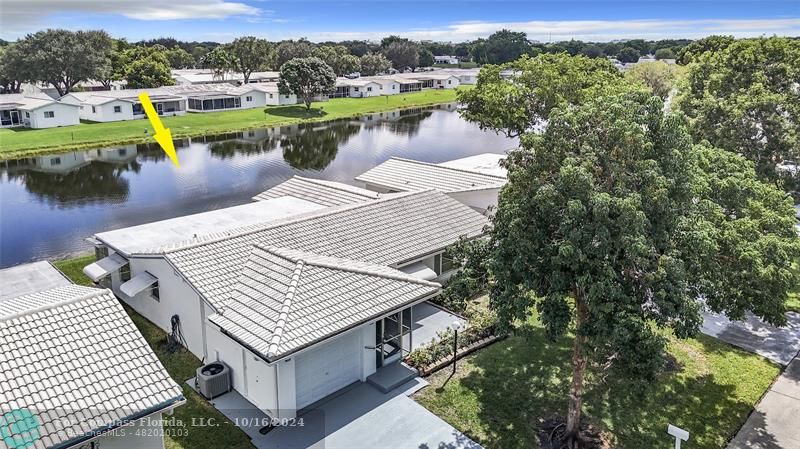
[265, 105, 329, 119]
[450, 324, 776, 449]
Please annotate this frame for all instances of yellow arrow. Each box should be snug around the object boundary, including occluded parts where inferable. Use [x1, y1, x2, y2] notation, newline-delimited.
[138, 92, 180, 168]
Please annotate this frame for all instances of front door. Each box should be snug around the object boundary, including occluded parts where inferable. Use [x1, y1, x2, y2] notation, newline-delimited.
[375, 308, 412, 367]
[156, 103, 164, 115]
[10, 110, 20, 125]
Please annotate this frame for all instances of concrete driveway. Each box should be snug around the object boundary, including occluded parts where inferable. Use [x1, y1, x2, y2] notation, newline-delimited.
[260, 379, 482, 449]
[701, 310, 800, 366]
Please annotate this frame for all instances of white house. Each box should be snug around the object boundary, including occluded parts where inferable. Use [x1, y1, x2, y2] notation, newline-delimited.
[434, 55, 459, 65]
[334, 78, 384, 98]
[60, 89, 187, 122]
[438, 68, 480, 85]
[0, 93, 80, 128]
[0, 262, 184, 449]
[172, 69, 281, 85]
[356, 154, 507, 213]
[82, 190, 488, 419]
[394, 72, 460, 89]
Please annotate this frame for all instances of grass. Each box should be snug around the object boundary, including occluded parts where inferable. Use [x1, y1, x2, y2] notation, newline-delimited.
[0, 88, 464, 159]
[414, 306, 780, 449]
[54, 255, 255, 449]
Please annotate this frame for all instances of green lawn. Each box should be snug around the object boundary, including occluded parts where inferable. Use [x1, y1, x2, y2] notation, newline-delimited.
[54, 255, 255, 449]
[0, 89, 463, 158]
[414, 310, 779, 449]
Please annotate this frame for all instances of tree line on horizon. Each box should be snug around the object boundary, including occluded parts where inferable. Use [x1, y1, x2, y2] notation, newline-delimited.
[0, 28, 697, 96]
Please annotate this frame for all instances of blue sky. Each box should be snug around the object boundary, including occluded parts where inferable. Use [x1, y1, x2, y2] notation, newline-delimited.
[1, 0, 798, 42]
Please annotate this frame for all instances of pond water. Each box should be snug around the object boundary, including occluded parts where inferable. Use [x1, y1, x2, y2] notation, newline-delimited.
[0, 104, 517, 267]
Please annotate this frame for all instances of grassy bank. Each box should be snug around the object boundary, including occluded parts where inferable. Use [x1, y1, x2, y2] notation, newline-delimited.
[414, 306, 779, 449]
[0, 89, 462, 159]
[54, 255, 255, 449]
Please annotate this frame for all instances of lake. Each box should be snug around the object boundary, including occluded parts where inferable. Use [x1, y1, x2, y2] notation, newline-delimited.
[0, 104, 517, 267]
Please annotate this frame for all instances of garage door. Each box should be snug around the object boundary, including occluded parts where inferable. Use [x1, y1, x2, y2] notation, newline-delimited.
[295, 331, 361, 409]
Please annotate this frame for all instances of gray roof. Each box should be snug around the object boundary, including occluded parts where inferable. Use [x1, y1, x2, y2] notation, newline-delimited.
[0, 286, 184, 449]
[252, 176, 381, 206]
[210, 246, 439, 361]
[0, 261, 71, 302]
[163, 190, 488, 309]
[355, 157, 507, 193]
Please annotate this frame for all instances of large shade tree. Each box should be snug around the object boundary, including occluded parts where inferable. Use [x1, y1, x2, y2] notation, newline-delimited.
[312, 45, 360, 76]
[624, 60, 682, 100]
[456, 53, 800, 447]
[226, 36, 273, 83]
[677, 36, 800, 186]
[0, 44, 31, 93]
[22, 29, 112, 96]
[359, 52, 392, 76]
[278, 57, 336, 110]
[275, 39, 314, 68]
[471, 29, 531, 64]
[382, 40, 419, 70]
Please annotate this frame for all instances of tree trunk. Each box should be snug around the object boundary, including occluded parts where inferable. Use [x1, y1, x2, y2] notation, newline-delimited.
[565, 288, 588, 446]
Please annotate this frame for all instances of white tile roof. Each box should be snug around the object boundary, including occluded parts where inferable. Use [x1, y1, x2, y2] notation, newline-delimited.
[0, 93, 68, 111]
[0, 261, 71, 302]
[209, 245, 439, 361]
[355, 157, 507, 193]
[162, 190, 488, 309]
[252, 176, 381, 206]
[438, 153, 507, 177]
[0, 286, 184, 449]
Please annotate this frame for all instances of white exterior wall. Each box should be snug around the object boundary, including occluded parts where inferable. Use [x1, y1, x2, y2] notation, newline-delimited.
[116, 257, 210, 358]
[75, 100, 136, 122]
[94, 412, 168, 449]
[264, 92, 297, 105]
[24, 103, 80, 128]
[431, 77, 460, 89]
[375, 80, 400, 96]
[239, 91, 268, 109]
[349, 83, 381, 98]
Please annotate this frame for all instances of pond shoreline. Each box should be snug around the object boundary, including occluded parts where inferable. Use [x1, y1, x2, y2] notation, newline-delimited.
[0, 89, 464, 160]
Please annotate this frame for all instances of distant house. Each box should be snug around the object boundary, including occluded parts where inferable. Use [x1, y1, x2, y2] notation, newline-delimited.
[394, 72, 460, 89]
[172, 69, 281, 85]
[0, 93, 80, 129]
[356, 154, 507, 213]
[334, 78, 384, 98]
[434, 55, 459, 65]
[0, 262, 184, 449]
[60, 88, 188, 122]
[437, 68, 480, 85]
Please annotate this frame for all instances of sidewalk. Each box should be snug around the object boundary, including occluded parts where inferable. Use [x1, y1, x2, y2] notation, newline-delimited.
[728, 357, 800, 449]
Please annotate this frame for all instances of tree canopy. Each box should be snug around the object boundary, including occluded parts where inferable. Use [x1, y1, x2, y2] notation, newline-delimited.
[277, 57, 336, 109]
[312, 45, 360, 76]
[677, 36, 800, 185]
[227, 36, 273, 83]
[382, 40, 419, 70]
[458, 53, 628, 138]
[275, 39, 314, 68]
[471, 29, 531, 64]
[624, 61, 682, 100]
[202, 46, 233, 78]
[616, 46, 641, 63]
[359, 52, 392, 76]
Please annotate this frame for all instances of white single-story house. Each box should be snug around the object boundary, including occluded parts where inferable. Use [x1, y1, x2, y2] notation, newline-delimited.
[438, 68, 480, 85]
[332, 78, 383, 98]
[252, 175, 382, 206]
[394, 72, 460, 89]
[0, 262, 184, 449]
[434, 55, 459, 65]
[60, 89, 187, 122]
[82, 190, 487, 419]
[355, 154, 507, 213]
[172, 69, 281, 85]
[0, 93, 80, 128]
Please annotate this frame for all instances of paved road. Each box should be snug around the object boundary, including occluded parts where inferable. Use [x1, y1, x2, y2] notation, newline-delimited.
[701, 310, 800, 366]
[728, 357, 800, 449]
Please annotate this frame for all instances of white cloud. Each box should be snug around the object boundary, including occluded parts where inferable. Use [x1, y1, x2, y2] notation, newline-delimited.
[0, 0, 261, 37]
[301, 18, 800, 42]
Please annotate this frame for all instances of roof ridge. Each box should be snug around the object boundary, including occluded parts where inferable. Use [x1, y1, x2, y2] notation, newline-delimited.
[257, 245, 441, 288]
[264, 260, 304, 358]
[158, 189, 431, 255]
[387, 157, 507, 180]
[294, 176, 380, 198]
[0, 287, 109, 322]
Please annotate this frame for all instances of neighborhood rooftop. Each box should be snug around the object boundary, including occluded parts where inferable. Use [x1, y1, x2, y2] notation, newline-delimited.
[0, 286, 184, 449]
[210, 245, 440, 362]
[355, 156, 507, 193]
[163, 190, 488, 308]
[0, 261, 71, 302]
[92, 196, 326, 256]
[252, 175, 382, 206]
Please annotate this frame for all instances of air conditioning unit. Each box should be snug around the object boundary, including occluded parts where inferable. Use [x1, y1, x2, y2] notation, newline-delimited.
[196, 361, 231, 399]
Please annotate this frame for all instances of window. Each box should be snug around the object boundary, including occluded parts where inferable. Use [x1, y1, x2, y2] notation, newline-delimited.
[113, 105, 121, 113]
[25, 112, 30, 118]
[367, 87, 372, 92]
[354, 87, 359, 92]
[441, 253, 458, 273]
[91, 106, 96, 113]
[44, 111, 55, 118]
[269, 93, 274, 99]
[94, 245, 108, 260]
[132, 103, 144, 115]
[120, 264, 131, 282]
[284, 95, 289, 99]
[246, 96, 253, 102]
[50, 157, 61, 165]
[149, 282, 160, 302]
[448, 80, 452, 85]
